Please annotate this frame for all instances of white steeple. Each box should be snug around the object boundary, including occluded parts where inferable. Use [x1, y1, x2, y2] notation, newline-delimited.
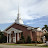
[15, 6, 24, 24]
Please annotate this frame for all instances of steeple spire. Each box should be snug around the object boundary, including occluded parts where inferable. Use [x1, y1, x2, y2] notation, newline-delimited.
[18, 4, 19, 17]
[15, 5, 24, 24]
[17, 5, 20, 20]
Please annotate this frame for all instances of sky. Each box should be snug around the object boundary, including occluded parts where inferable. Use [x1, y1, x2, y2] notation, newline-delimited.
[0, 0, 48, 31]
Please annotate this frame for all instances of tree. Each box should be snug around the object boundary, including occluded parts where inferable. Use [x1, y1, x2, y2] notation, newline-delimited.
[20, 32, 24, 40]
[44, 33, 48, 41]
[26, 36, 31, 43]
[42, 25, 48, 31]
[0, 31, 7, 43]
[20, 32, 25, 43]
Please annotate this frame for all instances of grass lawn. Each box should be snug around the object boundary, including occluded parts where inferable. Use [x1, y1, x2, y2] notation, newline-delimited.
[1, 43, 48, 47]
[3, 43, 35, 46]
[38, 45, 48, 47]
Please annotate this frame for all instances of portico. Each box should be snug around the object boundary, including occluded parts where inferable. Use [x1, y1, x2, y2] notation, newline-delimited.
[4, 27, 22, 43]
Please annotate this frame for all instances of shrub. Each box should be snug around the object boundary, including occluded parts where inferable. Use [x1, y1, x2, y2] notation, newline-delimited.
[20, 32, 25, 43]
[44, 33, 48, 41]
[16, 40, 24, 44]
[37, 41, 43, 44]
[17, 32, 25, 44]
[32, 41, 36, 43]
[0, 32, 7, 43]
[32, 41, 43, 44]
[26, 36, 32, 43]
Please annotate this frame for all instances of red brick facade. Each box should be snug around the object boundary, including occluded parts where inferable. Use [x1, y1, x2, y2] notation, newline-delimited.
[4, 23, 43, 42]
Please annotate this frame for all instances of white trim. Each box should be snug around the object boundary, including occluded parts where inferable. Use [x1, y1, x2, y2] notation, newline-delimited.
[15, 33, 16, 43]
[4, 27, 22, 34]
[10, 34, 11, 43]
[7, 33, 8, 43]
[17, 33, 19, 41]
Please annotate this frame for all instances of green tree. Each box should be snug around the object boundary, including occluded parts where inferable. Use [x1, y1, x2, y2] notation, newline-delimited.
[44, 33, 48, 41]
[20, 32, 24, 39]
[26, 36, 31, 43]
[0, 31, 7, 43]
[42, 25, 48, 31]
[20, 32, 25, 43]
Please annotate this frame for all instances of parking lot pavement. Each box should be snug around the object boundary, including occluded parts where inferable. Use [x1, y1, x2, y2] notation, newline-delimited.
[0, 44, 48, 48]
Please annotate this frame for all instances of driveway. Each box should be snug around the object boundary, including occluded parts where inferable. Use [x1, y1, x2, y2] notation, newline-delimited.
[0, 44, 48, 48]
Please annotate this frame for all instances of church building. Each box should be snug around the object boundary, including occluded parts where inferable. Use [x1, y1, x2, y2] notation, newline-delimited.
[3, 7, 44, 43]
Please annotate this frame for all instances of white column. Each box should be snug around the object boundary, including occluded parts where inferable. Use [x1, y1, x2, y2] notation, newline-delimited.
[17, 33, 19, 41]
[7, 33, 8, 43]
[10, 34, 11, 43]
[15, 33, 16, 43]
[9, 34, 11, 43]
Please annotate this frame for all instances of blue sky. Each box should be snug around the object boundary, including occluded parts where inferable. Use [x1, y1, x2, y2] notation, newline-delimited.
[0, 0, 48, 31]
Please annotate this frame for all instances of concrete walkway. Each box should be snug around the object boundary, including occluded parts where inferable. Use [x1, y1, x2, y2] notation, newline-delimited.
[0, 44, 48, 48]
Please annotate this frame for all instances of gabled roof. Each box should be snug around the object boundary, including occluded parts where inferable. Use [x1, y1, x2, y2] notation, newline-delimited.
[3, 22, 42, 32]
[3, 22, 34, 31]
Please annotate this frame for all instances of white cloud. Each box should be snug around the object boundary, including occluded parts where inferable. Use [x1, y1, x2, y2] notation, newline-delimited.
[0, 0, 48, 24]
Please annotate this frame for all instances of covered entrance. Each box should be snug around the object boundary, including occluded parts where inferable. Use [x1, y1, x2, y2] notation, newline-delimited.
[4, 27, 22, 43]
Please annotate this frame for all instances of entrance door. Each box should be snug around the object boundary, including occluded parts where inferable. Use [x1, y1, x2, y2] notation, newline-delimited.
[13, 37, 16, 43]
[13, 32, 16, 43]
[12, 31, 16, 43]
